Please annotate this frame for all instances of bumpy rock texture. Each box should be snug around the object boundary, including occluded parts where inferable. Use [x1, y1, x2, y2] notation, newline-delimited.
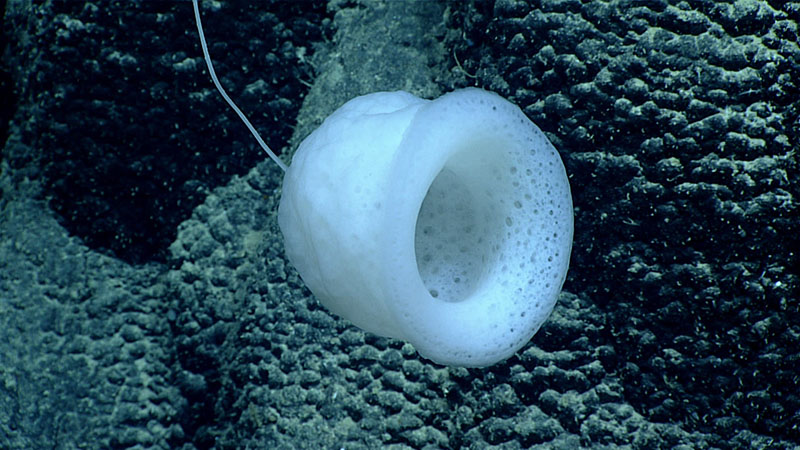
[447, 0, 800, 445]
[1, 0, 798, 449]
[3, 0, 328, 265]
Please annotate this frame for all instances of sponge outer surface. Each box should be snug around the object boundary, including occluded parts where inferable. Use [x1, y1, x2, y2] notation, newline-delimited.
[279, 91, 427, 339]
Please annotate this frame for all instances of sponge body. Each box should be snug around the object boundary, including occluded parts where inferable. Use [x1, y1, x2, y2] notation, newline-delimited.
[278, 88, 573, 367]
[280, 91, 427, 339]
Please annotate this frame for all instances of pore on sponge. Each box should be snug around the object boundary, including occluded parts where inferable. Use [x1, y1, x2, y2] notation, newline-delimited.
[278, 88, 573, 367]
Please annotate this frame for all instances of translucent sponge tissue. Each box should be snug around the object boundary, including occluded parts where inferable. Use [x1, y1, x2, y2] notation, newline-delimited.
[278, 88, 573, 367]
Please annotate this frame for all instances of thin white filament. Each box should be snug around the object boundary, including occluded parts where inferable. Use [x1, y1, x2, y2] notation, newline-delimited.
[192, 0, 288, 172]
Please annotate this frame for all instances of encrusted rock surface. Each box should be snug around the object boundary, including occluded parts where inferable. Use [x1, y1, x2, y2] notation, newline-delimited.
[1, 0, 797, 448]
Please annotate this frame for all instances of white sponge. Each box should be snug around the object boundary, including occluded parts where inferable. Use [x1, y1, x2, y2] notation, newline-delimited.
[278, 88, 573, 367]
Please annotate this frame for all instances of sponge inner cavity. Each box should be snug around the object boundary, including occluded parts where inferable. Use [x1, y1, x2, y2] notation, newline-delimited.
[414, 162, 499, 303]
